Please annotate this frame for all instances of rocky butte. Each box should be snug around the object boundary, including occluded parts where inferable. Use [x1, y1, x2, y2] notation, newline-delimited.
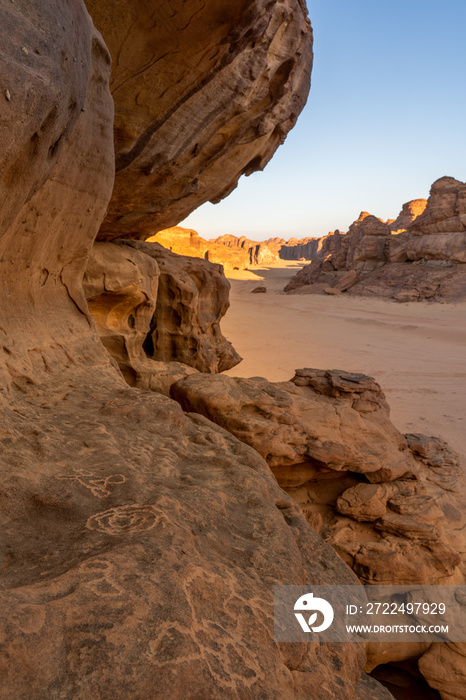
[285, 177, 466, 301]
[0, 1, 464, 699]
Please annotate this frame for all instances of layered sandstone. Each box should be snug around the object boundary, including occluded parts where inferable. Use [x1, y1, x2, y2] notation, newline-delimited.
[286, 177, 466, 301]
[86, 0, 314, 239]
[172, 369, 464, 588]
[0, 1, 393, 698]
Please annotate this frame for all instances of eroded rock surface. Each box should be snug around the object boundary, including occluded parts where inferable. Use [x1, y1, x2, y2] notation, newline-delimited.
[172, 369, 464, 587]
[119, 239, 242, 373]
[286, 177, 466, 301]
[0, 1, 378, 696]
[83, 241, 198, 394]
[84, 237, 241, 381]
[85, 0, 314, 239]
[171, 366, 465, 696]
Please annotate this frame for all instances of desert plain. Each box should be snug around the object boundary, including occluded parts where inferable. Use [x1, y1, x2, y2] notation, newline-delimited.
[224, 262, 466, 464]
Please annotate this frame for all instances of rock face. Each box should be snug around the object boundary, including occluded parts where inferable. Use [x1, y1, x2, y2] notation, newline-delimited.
[172, 369, 464, 588]
[213, 233, 322, 264]
[83, 240, 199, 394]
[122, 239, 242, 373]
[86, 0, 314, 239]
[285, 177, 466, 301]
[171, 367, 466, 697]
[0, 2, 389, 695]
[84, 239, 241, 377]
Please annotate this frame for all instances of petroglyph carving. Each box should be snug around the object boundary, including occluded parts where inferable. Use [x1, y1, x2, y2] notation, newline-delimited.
[86, 504, 160, 534]
[58, 469, 126, 497]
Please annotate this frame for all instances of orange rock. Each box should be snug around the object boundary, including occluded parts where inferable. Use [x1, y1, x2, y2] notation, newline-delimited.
[285, 177, 466, 301]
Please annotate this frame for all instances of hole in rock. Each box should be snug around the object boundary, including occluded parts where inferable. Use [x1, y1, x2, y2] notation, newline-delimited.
[371, 662, 441, 700]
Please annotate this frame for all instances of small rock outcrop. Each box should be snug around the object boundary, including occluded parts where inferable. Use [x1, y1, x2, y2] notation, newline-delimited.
[286, 177, 466, 301]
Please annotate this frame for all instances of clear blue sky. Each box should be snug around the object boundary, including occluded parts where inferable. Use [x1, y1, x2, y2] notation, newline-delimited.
[180, 0, 466, 241]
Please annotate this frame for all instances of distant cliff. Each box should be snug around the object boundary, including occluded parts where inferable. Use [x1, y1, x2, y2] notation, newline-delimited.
[149, 228, 323, 267]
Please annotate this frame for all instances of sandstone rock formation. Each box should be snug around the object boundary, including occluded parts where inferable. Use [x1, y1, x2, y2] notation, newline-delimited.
[84, 239, 241, 377]
[211, 233, 322, 264]
[83, 240, 199, 394]
[1, 2, 397, 697]
[171, 368, 464, 588]
[148, 227, 251, 271]
[389, 198, 429, 234]
[149, 228, 322, 269]
[172, 367, 466, 697]
[86, 0, 314, 239]
[2, 0, 460, 697]
[285, 177, 466, 301]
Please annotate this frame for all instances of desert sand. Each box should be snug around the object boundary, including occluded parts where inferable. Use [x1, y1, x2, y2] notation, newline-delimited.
[223, 262, 466, 462]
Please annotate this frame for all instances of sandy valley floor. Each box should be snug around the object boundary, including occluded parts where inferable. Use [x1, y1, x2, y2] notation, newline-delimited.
[222, 263, 466, 462]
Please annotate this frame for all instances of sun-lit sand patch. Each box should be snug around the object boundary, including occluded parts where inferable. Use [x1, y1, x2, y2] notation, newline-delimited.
[224, 260, 306, 283]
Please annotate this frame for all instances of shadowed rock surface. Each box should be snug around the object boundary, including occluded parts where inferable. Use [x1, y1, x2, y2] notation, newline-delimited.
[121, 239, 242, 373]
[85, 0, 314, 239]
[286, 178, 466, 301]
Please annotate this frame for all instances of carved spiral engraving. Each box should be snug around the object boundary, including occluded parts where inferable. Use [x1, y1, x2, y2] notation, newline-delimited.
[86, 504, 160, 534]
